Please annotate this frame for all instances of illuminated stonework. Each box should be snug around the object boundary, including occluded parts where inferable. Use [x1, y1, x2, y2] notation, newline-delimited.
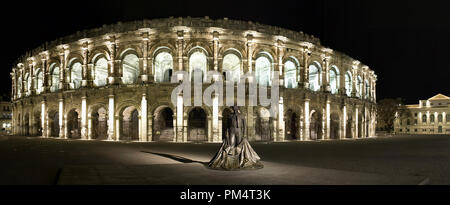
[395, 94, 450, 134]
[10, 17, 377, 142]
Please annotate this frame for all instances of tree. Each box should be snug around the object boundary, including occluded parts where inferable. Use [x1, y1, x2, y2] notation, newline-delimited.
[376, 98, 410, 133]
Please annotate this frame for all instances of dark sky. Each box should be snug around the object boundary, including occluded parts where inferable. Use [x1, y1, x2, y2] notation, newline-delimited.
[2, 0, 449, 104]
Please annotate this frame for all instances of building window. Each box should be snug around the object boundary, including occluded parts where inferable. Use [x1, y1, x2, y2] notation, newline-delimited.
[430, 115, 435, 123]
[414, 119, 418, 124]
[399, 129, 402, 132]
[414, 113, 417, 117]
[414, 129, 418, 132]
[422, 129, 426, 132]
[407, 119, 410, 125]
[447, 114, 450, 123]
[422, 115, 427, 123]
[438, 114, 443, 123]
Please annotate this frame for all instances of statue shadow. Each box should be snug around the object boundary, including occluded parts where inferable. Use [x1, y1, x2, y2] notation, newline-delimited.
[141, 151, 209, 166]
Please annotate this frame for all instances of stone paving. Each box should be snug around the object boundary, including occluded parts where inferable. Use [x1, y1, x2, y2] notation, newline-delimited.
[1, 134, 449, 185]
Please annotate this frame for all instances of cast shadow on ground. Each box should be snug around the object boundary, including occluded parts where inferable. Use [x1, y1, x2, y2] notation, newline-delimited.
[141, 151, 209, 166]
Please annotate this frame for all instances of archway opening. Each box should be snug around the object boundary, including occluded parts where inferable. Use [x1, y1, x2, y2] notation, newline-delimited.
[34, 112, 41, 136]
[346, 114, 353, 138]
[310, 111, 323, 140]
[285, 110, 298, 140]
[50, 111, 59, 137]
[153, 107, 174, 141]
[330, 113, 340, 139]
[67, 109, 81, 139]
[24, 113, 30, 136]
[91, 107, 108, 140]
[255, 107, 272, 141]
[120, 106, 139, 141]
[188, 107, 207, 142]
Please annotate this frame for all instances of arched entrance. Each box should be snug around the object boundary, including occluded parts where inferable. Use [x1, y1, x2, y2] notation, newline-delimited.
[24, 113, 30, 136]
[67, 109, 81, 139]
[188, 107, 207, 142]
[255, 107, 272, 141]
[310, 110, 323, 140]
[49, 111, 59, 137]
[285, 109, 299, 140]
[330, 113, 340, 139]
[91, 107, 108, 140]
[120, 106, 139, 141]
[153, 106, 174, 141]
[358, 113, 363, 138]
[34, 112, 41, 136]
[346, 114, 353, 138]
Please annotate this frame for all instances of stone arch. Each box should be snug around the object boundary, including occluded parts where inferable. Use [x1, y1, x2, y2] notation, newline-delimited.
[187, 107, 208, 142]
[184, 41, 213, 57]
[118, 105, 140, 141]
[67, 57, 83, 89]
[308, 61, 322, 92]
[89, 104, 108, 140]
[119, 48, 140, 84]
[92, 52, 109, 87]
[252, 46, 277, 61]
[346, 109, 353, 138]
[48, 110, 59, 138]
[283, 56, 300, 88]
[284, 109, 299, 140]
[218, 43, 247, 61]
[88, 46, 111, 63]
[117, 44, 143, 60]
[255, 51, 274, 86]
[188, 46, 209, 82]
[152, 46, 174, 83]
[24, 112, 30, 135]
[255, 106, 272, 141]
[221, 48, 243, 82]
[330, 112, 340, 139]
[310, 109, 323, 140]
[66, 108, 81, 139]
[329, 65, 340, 94]
[148, 41, 177, 59]
[153, 105, 174, 141]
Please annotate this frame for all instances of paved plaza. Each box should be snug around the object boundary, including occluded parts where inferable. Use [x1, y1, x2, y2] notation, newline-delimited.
[0, 134, 449, 185]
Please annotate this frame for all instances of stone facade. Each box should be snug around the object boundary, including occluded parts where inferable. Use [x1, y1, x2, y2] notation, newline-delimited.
[0, 101, 12, 134]
[10, 17, 377, 142]
[395, 94, 450, 135]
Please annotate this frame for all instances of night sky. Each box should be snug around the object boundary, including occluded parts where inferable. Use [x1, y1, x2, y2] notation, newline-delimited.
[2, 0, 449, 104]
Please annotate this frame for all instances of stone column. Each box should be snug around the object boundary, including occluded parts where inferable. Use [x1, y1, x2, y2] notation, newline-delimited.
[304, 98, 310, 140]
[29, 60, 36, 96]
[355, 106, 359, 139]
[41, 100, 46, 138]
[212, 93, 219, 142]
[277, 97, 285, 141]
[81, 43, 91, 87]
[141, 32, 149, 83]
[303, 48, 311, 89]
[351, 61, 359, 98]
[81, 95, 87, 140]
[58, 51, 65, 90]
[247, 106, 255, 141]
[58, 97, 64, 138]
[107, 36, 121, 85]
[177, 30, 184, 72]
[342, 104, 347, 139]
[277, 40, 284, 86]
[108, 93, 115, 141]
[325, 99, 330, 139]
[141, 93, 148, 142]
[176, 92, 184, 142]
[321, 55, 331, 92]
[213, 31, 219, 71]
[148, 113, 153, 142]
[246, 34, 254, 73]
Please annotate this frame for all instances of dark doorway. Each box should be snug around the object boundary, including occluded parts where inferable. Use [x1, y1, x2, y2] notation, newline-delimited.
[188, 107, 207, 142]
[153, 107, 174, 141]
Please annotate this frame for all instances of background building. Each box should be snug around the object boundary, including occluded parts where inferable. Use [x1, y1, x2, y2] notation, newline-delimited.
[0, 95, 12, 135]
[10, 17, 377, 142]
[395, 94, 450, 134]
